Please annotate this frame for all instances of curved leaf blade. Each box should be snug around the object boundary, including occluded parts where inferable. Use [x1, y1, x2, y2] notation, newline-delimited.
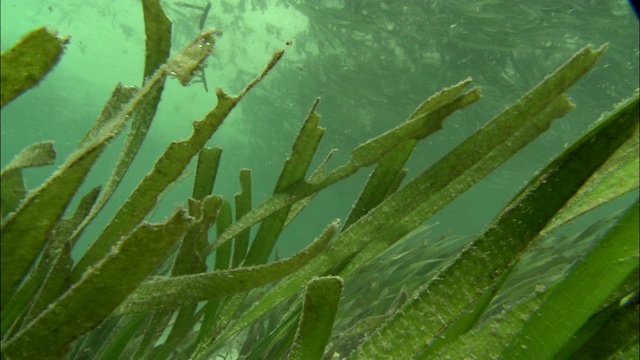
[289, 276, 343, 360]
[502, 200, 639, 358]
[1, 209, 191, 359]
[353, 87, 638, 359]
[112, 220, 338, 315]
[0, 27, 68, 108]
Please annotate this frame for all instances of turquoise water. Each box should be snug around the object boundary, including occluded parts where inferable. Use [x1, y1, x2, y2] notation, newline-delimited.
[1, 0, 638, 259]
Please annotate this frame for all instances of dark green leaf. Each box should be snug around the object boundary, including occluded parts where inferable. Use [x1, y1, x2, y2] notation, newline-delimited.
[289, 276, 343, 360]
[1, 209, 191, 359]
[0, 27, 68, 108]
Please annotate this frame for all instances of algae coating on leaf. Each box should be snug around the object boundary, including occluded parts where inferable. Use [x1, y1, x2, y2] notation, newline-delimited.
[1, 1, 638, 359]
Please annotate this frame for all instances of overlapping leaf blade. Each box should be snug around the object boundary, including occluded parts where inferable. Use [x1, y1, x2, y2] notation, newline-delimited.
[1, 209, 192, 359]
[353, 83, 638, 359]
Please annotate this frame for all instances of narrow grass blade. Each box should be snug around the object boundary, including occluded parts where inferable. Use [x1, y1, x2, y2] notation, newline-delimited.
[1, 141, 55, 218]
[71, 0, 172, 242]
[244, 98, 324, 266]
[205, 81, 480, 257]
[0, 209, 191, 359]
[0, 141, 56, 174]
[416, 264, 515, 359]
[546, 124, 639, 232]
[209, 45, 592, 347]
[502, 200, 639, 358]
[0, 186, 102, 338]
[284, 149, 335, 227]
[95, 313, 147, 360]
[1, 141, 104, 309]
[215, 199, 233, 270]
[555, 288, 639, 359]
[338, 89, 573, 282]
[141, 0, 172, 78]
[112, 220, 338, 315]
[173, 195, 222, 276]
[343, 140, 416, 230]
[18, 241, 73, 331]
[0, 27, 68, 108]
[289, 276, 343, 360]
[131, 311, 173, 359]
[431, 292, 549, 359]
[192, 147, 222, 201]
[72, 43, 283, 281]
[233, 168, 252, 267]
[353, 85, 637, 359]
[349, 83, 480, 167]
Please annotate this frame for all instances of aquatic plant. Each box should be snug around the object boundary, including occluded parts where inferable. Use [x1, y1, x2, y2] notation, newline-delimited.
[1, 1, 638, 359]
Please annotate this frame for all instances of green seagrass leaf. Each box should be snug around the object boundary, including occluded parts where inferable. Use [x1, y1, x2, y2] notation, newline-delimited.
[112, 220, 338, 316]
[233, 168, 252, 268]
[343, 139, 416, 231]
[205, 80, 481, 258]
[69, 0, 172, 248]
[430, 292, 549, 359]
[150, 197, 222, 360]
[244, 98, 324, 266]
[546, 123, 639, 233]
[337, 86, 574, 283]
[172, 195, 222, 276]
[0, 27, 68, 108]
[0, 186, 102, 337]
[208, 45, 596, 350]
[0, 142, 104, 310]
[349, 84, 481, 167]
[94, 313, 148, 360]
[215, 199, 233, 270]
[502, 200, 639, 358]
[415, 264, 515, 359]
[192, 147, 222, 201]
[289, 276, 343, 360]
[0, 208, 191, 360]
[72, 42, 282, 282]
[78, 85, 138, 149]
[285, 149, 334, 228]
[0, 141, 56, 219]
[353, 81, 637, 359]
[19, 241, 73, 332]
[1, 67, 168, 309]
[1, 141, 56, 173]
[555, 287, 639, 359]
[142, 0, 172, 78]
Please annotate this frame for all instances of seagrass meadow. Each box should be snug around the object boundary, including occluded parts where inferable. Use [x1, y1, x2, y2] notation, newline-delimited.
[1, 0, 639, 359]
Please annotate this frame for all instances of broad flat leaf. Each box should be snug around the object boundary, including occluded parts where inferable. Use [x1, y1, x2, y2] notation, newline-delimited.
[205, 80, 481, 256]
[1, 141, 56, 173]
[0, 27, 68, 108]
[71, 0, 172, 244]
[1, 142, 104, 309]
[112, 220, 338, 315]
[72, 44, 284, 281]
[0, 141, 55, 218]
[502, 200, 639, 358]
[245, 98, 324, 266]
[353, 78, 637, 359]
[1, 209, 191, 359]
[289, 276, 343, 360]
[192, 147, 222, 201]
[233, 168, 252, 267]
[207, 44, 599, 350]
[545, 124, 639, 232]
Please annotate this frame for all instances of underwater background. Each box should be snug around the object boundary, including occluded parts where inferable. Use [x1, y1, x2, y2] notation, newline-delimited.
[1, 0, 638, 260]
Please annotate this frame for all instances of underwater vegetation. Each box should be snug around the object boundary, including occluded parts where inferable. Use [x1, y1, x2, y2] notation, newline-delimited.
[1, 0, 639, 359]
